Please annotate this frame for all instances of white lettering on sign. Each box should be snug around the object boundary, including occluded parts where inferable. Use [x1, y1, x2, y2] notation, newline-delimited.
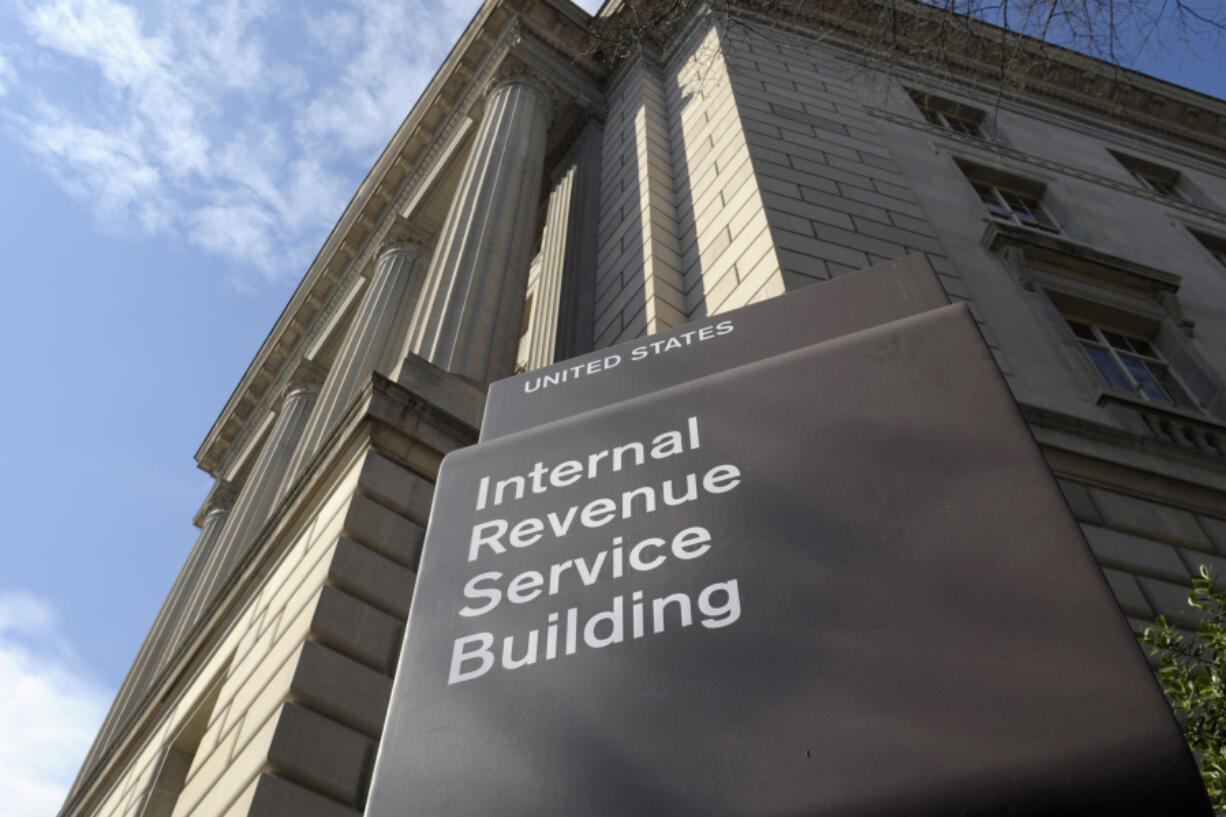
[520, 320, 734, 395]
[448, 413, 746, 685]
[448, 580, 741, 684]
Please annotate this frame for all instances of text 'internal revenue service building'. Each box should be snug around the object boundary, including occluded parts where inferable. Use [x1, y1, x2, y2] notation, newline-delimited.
[366, 259, 1210, 817]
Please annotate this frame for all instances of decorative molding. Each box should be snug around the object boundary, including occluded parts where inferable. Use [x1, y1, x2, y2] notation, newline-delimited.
[1097, 392, 1226, 458]
[509, 16, 605, 110]
[1021, 402, 1226, 475]
[284, 357, 327, 395]
[205, 482, 237, 515]
[192, 480, 237, 528]
[997, 243, 1032, 290]
[488, 62, 558, 119]
[377, 219, 432, 258]
[981, 220, 1183, 301]
[398, 116, 475, 221]
[221, 410, 275, 484]
[303, 274, 367, 362]
[709, 0, 1226, 155]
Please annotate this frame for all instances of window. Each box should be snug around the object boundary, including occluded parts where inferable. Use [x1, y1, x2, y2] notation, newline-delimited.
[1109, 150, 1185, 201]
[1191, 230, 1226, 268]
[958, 160, 1059, 232]
[983, 222, 1218, 422]
[907, 90, 985, 138]
[972, 182, 1059, 232]
[1065, 318, 1200, 411]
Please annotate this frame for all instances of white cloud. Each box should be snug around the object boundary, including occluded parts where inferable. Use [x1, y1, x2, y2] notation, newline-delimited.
[23, 103, 172, 233]
[26, 0, 168, 88]
[0, 591, 112, 817]
[4, 0, 484, 285]
[298, 0, 474, 155]
[307, 8, 361, 55]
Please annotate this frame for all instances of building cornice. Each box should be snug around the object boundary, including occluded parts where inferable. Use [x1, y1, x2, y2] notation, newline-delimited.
[194, 0, 600, 477]
[594, 0, 1226, 155]
[196, 0, 1226, 478]
[712, 0, 1226, 155]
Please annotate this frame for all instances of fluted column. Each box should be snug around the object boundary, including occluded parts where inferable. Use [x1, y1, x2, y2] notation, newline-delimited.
[526, 123, 602, 368]
[151, 487, 236, 678]
[407, 70, 552, 382]
[286, 235, 427, 486]
[198, 362, 323, 607]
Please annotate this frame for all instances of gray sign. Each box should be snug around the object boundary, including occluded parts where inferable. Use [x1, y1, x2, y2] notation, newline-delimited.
[367, 302, 1209, 816]
[480, 254, 949, 440]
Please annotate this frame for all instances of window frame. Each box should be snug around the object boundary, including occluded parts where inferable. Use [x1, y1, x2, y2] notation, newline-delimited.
[1108, 150, 1187, 202]
[968, 177, 1060, 233]
[1064, 317, 1202, 412]
[907, 89, 987, 139]
[921, 107, 984, 137]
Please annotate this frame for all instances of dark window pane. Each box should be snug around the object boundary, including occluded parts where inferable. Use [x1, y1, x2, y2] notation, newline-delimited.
[973, 183, 1008, 216]
[1084, 345, 1132, 391]
[1120, 355, 1169, 402]
[1067, 319, 1096, 341]
[1129, 338, 1156, 357]
[1143, 175, 1180, 198]
[1147, 362, 1198, 409]
[1102, 331, 1132, 351]
[1152, 180, 1177, 196]
[947, 116, 981, 137]
[1001, 191, 1033, 219]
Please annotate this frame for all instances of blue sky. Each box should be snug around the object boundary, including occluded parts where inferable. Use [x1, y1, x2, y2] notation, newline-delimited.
[0, 1, 1220, 815]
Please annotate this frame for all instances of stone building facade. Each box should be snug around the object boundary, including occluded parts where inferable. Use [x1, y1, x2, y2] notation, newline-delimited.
[60, 1, 1226, 816]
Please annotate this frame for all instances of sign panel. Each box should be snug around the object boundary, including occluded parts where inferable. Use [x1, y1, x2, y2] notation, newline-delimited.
[480, 254, 949, 440]
[367, 302, 1209, 817]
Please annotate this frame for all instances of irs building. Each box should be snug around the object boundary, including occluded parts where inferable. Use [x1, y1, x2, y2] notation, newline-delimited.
[60, 1, 1226, 816]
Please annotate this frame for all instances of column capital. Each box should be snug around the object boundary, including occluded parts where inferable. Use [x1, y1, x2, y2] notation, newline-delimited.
[194, 480, 237, 527]
[278, 358, 326, 408]
[206, 481, 238, 514]
[376, 220, 430, 262]
[487, 63, 556, 119]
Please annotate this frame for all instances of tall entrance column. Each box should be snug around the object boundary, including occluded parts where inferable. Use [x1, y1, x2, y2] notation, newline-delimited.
[407, 70, 552, 382]
[285, 234, 427, 487]
[196, 362, 324, 608]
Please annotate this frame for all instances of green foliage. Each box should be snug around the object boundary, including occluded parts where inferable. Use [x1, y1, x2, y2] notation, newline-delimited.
[1137, 565, 1226, 812]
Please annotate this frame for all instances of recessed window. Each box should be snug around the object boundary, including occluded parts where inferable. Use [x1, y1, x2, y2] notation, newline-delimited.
[958, 160, 1059, 232]
[1065, 318, 1200, 410]
[971, 182, 1059, 232]
[1191, 230, 1226, 268]
[1109, 150, 1185, 201]
[908, 90, 985, 138]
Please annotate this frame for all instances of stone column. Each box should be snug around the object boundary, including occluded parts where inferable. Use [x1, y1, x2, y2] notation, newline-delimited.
[525, 122, 602, 369]
[407, 70, 552, 382]
[197, 362, 323, 609]
[150, 488, 235, 679]
[285, 234, 427, 486]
